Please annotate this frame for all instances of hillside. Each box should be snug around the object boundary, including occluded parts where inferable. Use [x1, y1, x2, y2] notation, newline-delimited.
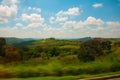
[5, 37, 24, 46]
[2, 37, 120, 47]
[0, 37, 37, 46]
[0, 37, 120, 78]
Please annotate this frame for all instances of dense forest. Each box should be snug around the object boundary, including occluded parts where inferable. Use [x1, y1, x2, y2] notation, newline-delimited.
[0, 37, 120, 78]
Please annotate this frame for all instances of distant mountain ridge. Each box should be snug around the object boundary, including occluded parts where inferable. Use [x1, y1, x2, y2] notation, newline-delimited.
[1, 37, 120, 46]
[5, 37, 24, 46]
[0, 37, 36, 46]
[67, 37, 92, 41]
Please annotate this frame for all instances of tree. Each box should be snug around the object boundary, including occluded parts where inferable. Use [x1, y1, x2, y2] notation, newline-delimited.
[114, 41, 120, 47]
[0, 38, 6, 56]
[50, 47, 59, 57]
[3, 46, 20, 62]
[78, 38, 111, 62]
[0, 38, 6, 46]
[47, 37, 56, 40]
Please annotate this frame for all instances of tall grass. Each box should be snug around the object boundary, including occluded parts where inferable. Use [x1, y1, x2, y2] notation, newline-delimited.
[0, 57, 120, 78]
[0, 46, 120, 78]
[1, 71, 120, 80]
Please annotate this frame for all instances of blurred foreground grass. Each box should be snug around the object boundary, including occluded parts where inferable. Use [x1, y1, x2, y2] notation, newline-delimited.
[1, 71, 120, 80]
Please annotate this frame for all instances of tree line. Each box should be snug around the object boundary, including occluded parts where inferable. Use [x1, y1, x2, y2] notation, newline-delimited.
[0, 37, 113, 63]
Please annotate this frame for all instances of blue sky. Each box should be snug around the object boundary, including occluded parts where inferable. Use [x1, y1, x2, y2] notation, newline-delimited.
[0, 0, 120, 38]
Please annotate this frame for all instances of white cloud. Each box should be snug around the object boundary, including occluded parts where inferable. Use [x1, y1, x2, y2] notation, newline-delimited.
[0, 0, 18, 24]
[22, 13, 44, 23]
[56, 16, 68, 22]
[23, 23, 42, 29]
[0, 27, 44, 38]
[15, 23, 23, 27]
[49, 7, 80, 23]
[2, 0, 19, 5]
[84, 16, 104, 27]
[63, 16, 104, 29]
[1, 18, 120, 38]
[28, 7, 41, 13]
[56, 7, 80, 16]
[44, 27, 60, 32]
[73, 21, 85, 29]
[92, 3, 103, 8]
[49, 17, 55, 23]
[22, 13, 44, 29]
[63, 21, 76, 28]
[106, 22, 120, 27]
[0, 5, 17, 24]
[93, 27, 104, 31]
[49, 16, 68, 23]
[0, 27, 19, 37]
[63, 21, 84, 29]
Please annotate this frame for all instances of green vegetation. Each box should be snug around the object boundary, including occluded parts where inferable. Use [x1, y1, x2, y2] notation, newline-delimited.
[1, 71, 120, 80]
[78, 38, 111, 62]
[0, 38, 120, 79]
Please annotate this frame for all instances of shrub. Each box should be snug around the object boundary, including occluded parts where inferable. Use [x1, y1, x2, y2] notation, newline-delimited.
[59, 55, 79, 65]
[3, 46, 20, 62]
[78, 38, 111, 62]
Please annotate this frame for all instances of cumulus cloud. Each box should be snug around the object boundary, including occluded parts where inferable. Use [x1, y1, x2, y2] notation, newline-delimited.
[93, 27, 104, 31]
[0, 0, 18, 24]
[63, 21, 84, 29]
[22, 13, 44, 29]
[62, 21, 83, 29]
[28, 7, 41, 13]
[49, 17, 55, 23]
[49, 7, 80, 23]
[0, 5, 17, 24]
[56, 7, 80, 16]
[22, 13, 44, 23]
[106, 22, 120, 27]
[56, 16, 68, 22]
[92, 3, 103, 8]
[63, 21, 76, 28]
[2, 0, 19, 5]
[84, 16, 104, 27]
[0, 27, 43, 38]
[0, 27, 19, 37]
[49, 16, 68, 23]
[15, 23, 23, 27]
[63, 16, 104, 29]
[23, 23, 42, 29]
